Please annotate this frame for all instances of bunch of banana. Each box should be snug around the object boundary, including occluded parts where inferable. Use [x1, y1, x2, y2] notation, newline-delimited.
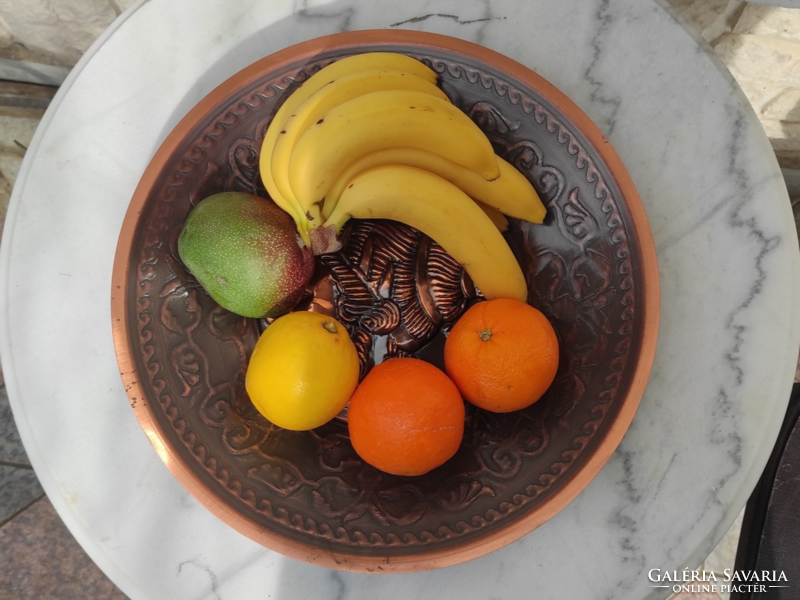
[259, 52, 547, 302]
[260, 52, 440, 243]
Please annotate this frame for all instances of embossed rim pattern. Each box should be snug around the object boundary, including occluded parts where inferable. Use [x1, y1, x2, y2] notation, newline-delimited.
[111, 30, 659, 573]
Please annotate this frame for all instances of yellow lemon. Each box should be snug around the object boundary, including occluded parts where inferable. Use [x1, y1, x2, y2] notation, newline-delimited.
[245, 311, 359, 431]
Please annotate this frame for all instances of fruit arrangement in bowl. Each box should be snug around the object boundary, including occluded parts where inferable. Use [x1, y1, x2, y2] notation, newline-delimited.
[176, 50, 560, 476]
[112, 30, 658, 573]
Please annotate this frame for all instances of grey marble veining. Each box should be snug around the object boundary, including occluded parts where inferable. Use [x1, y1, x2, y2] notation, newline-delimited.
[0, 0, 798, 599]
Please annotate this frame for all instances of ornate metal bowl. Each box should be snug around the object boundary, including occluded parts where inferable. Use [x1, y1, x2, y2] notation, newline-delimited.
[112, 30, 659, 573]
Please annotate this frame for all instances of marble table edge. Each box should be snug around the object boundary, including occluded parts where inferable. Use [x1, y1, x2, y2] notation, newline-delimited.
[0, 1, 152, 597]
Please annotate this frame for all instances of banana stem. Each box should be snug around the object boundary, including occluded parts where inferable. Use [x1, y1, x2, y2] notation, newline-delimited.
[295, 219, 312, 248]
[309, 224, 343, 256]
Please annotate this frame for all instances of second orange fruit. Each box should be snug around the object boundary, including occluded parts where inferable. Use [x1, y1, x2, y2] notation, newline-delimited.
[444, 298, 559, 413]
[347, 358, 465, 476]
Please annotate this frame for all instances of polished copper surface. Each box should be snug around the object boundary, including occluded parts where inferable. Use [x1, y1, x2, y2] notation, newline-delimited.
[111, 30, 659, 573]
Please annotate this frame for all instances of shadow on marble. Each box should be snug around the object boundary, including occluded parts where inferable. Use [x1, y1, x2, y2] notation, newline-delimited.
[0, 496, 127, 599]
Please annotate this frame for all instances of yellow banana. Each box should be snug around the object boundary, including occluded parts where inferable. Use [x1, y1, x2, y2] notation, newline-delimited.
[270, 69, 449, 219]
[288, 90, 501, 211]
[478, 202, 509, 232]
[260, 52, 438, 242]
[323, 165, 527, 302]
[322, 148, 546, 224]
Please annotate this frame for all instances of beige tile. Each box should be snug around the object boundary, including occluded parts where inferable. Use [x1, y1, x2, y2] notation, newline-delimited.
[663, 0, 732, 35]
[702, 508, 744, 576]
[760, 86, 800, 121]
[700, 507, 745, 600]
[0, 15, 12, 47]
[713, 30, 800, 160]
[714, 34, 800, 103]
[663, 506, 744, 600]
[0, 0, 118, 66]
[112, 0, 139, 13]
[735, 4, 800, 41]
[0, 41, 72, 68]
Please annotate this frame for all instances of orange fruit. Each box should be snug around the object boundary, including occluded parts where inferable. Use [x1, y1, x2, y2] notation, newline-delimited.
[347, 358, 465, 476]
[444, 298, 559, 413]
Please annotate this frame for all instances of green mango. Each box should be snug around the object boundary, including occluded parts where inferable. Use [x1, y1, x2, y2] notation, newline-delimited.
[178, 192, 315, 318]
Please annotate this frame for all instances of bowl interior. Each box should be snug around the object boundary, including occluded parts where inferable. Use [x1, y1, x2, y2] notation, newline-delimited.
[112, 30, 658, 573]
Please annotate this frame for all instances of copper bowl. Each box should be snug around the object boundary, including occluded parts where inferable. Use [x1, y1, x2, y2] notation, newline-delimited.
[111, 30, 659, 573]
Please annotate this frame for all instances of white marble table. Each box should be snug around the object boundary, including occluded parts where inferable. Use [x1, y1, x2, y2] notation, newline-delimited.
[1, 0, 799, 598]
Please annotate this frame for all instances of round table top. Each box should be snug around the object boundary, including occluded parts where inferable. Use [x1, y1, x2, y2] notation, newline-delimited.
[2, 0, 799, 598]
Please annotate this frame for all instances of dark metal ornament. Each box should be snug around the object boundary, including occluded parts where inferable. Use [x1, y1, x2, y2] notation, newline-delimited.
[287, 219, 477, 380]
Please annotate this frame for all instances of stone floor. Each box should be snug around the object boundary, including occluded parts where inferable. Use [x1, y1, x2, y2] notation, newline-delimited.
[0, 1, 799, 599]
